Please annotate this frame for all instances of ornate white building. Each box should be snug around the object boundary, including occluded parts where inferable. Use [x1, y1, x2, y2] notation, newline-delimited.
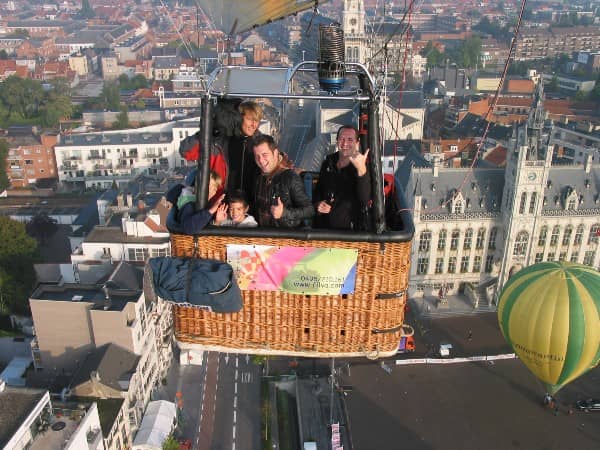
[404, 84, 600, 308]
[343, 0, 368, 64]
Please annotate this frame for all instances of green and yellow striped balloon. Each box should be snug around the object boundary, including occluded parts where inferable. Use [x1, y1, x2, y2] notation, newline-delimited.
[498, 262, 600, 395]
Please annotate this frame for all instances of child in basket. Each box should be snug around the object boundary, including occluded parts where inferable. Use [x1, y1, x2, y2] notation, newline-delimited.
[214, 190, 258, 228]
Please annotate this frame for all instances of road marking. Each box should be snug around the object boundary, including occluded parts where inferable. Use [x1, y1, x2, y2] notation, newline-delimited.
[235, 383, 238, 395]
[235, 369, 238, 380]
[233, 410, 237, 423]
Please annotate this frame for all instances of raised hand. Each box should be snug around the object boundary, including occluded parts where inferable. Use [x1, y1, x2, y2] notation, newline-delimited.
[208, 193, 226, 215]
[270, 196, 284, 219]
[214, 203, 228, 224]
[349, 148, 369, 177]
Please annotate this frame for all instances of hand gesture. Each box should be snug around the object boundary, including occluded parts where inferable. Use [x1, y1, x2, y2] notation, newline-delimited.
[270, 197, 284, 219]
[349, 148, 369, 176]
[214, 203, 228, 224]
[208, 193, 225, 215]
[317, 200, 332, 214]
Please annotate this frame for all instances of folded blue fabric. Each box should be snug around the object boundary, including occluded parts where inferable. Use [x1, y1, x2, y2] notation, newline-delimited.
[147, 257, 243, 313]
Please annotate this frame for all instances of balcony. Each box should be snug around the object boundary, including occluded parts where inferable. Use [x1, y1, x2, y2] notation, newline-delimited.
[65, 155, 82, 161]
[60, 164, 78, 170]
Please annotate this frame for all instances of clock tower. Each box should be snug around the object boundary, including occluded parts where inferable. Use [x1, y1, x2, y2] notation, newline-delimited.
[342, 0, 367, 63]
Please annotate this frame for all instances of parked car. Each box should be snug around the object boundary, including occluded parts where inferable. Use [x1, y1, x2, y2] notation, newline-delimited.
[575, 399, 600, 412]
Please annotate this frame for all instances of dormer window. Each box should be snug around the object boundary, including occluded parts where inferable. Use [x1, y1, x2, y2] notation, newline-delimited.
[565, 188, 578, 211]
[451, 192, 465, 214]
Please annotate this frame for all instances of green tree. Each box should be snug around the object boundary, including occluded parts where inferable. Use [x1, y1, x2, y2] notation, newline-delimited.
[133, 99, 146, 110]
[420, 41, 445, 69]
[574, 90, 588, 101]
[13, 29, 29, 38]
[78, 0, 96, 19]
[0, 140, 9, 191]
[102, 82, 121, 110]
[162, 436, 180, 450]
[458, 36, 482, 68]
[0, 217, 38, 314]
[40, 93, 73, 127]
[114, 106, 130, 129]
[26, 212, 58, 244]
[547, 75, 559, 92]
[590, 74, 600, 102]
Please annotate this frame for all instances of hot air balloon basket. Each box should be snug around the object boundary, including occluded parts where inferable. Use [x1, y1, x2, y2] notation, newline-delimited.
[169, 233, 411, 357]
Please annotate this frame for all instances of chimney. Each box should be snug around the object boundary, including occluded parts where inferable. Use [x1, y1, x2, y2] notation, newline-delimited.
[102, 285, 112, 311]
[432, 156, 441, 178]
[584, 153, 593, 173]
[126, 193, 133, 207]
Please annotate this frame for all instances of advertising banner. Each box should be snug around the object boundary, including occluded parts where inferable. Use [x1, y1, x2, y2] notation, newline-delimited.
[226, 244, 358, 295]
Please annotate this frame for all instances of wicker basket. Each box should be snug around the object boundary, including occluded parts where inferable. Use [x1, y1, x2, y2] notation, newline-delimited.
[170, 233, 411, 358]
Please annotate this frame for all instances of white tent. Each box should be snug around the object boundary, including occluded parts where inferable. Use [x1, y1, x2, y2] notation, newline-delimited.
[132, 400, 177, 450]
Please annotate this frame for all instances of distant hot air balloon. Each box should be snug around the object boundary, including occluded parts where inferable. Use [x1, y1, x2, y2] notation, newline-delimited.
[498, 262, 600, 395]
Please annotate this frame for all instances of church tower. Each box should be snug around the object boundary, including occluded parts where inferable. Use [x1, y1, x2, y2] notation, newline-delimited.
[342, 0, 367, 64]
[497, 81, 553, 290]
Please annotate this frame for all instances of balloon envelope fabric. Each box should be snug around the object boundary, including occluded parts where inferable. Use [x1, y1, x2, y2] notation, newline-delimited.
[497, 262, 600, 395]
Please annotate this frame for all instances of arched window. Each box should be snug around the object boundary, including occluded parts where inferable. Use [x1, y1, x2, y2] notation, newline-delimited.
[519, 192, 527, 214]
[450, 229, 460, 250]
[513, 231, 529, 256]
[562, 226, 572, 246]
[453, 200, 464, 214]
[538, 226, 548, 246]
[438, 229, 447, 250]
[476, 228, 486, 249]
[419, 230, 432, 252]
[588, 223, 600, 244]
[550, 225, 560, 246]
[574, 224, 584, 245]
[463, 229, 473, 250]
[488, 227, 497, 250]
[528, 192, 537, 214]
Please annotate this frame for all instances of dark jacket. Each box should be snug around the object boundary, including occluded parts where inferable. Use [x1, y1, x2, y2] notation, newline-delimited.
[226, 133, 260, 197]
[314, 152, 372, 230]
[165, 183, 213, 235]
[254, 167, 314, 228]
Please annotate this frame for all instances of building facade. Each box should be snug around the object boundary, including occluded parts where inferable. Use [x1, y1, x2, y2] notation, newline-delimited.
[54, 120, 199, 189]
[405, 85, 600, 306]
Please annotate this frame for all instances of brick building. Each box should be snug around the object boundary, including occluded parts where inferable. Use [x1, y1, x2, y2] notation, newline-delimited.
[5, 132, 59, 188]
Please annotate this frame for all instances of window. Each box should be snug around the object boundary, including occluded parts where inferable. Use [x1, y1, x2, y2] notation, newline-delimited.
[529, 192, 537, 214]
[519, 192, 527, 214]
[570, 251, 578, 263]
[535, 252, 543, 263]
[567, 197, 577, 210]
[150, 248, 170, 258]
[587, 224, 600, 244]
[559, 252, 566, 261]
[128, 248, 149, 261]
[538, 226, 547, 246]
[574, 225, 584, 245]
[562, 226, 572, 246]
[485, 255, 494, 273]
[437, 229, 447, 250]
[547, 252, 555, 261]
[435, 258, 444, 274]
[513, 231, 529, 256]
[417, 257, 429, 274]
[448, 257, 457, 273]
[463, 228, 473, 250]
[476, 228, 485, 249]
[453, 199, 464, 214]
[488, 227, 497, 250]
[419, 231, 432, 252]
[103, 248, 111, 257]
[549, 226, 560, 246]
[473, 255, 482, 272]
[460, 256, 470, 273]
[583, 250, 595, 266]
[450, 230, 460, 250]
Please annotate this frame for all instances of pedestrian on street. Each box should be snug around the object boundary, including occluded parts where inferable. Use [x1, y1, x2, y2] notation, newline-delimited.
[467, 330, 473, 341]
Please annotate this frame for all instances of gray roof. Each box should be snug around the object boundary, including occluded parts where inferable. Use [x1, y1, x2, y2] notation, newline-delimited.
[106, 261, 144, 291]
[387, 91, 424, 110]
[84, 226, 169, 244]
[544, 165, 600, 213]
[71, 343, 140, 392]
[413, 166, 505, 215]
[0, 387, 46, 449]
[153, 57, 180, 69]
[449, 113, 512, 141]
[58, 132, 173, 148]
[31, 283, 139, 311]
[56, 31, 104, 44]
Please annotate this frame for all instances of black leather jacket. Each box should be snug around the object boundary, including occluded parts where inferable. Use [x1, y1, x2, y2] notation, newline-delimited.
[254, 168, 314, 227]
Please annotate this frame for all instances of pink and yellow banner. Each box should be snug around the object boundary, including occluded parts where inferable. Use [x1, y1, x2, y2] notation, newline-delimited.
[226, 244, 358, 295]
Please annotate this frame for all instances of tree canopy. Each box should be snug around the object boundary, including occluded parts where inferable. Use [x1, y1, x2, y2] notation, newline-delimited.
[26, 212, 58, 244]
[0, 140, 9, 192]
[0, 76, 73, 128]
[0, 217, 39, 314]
